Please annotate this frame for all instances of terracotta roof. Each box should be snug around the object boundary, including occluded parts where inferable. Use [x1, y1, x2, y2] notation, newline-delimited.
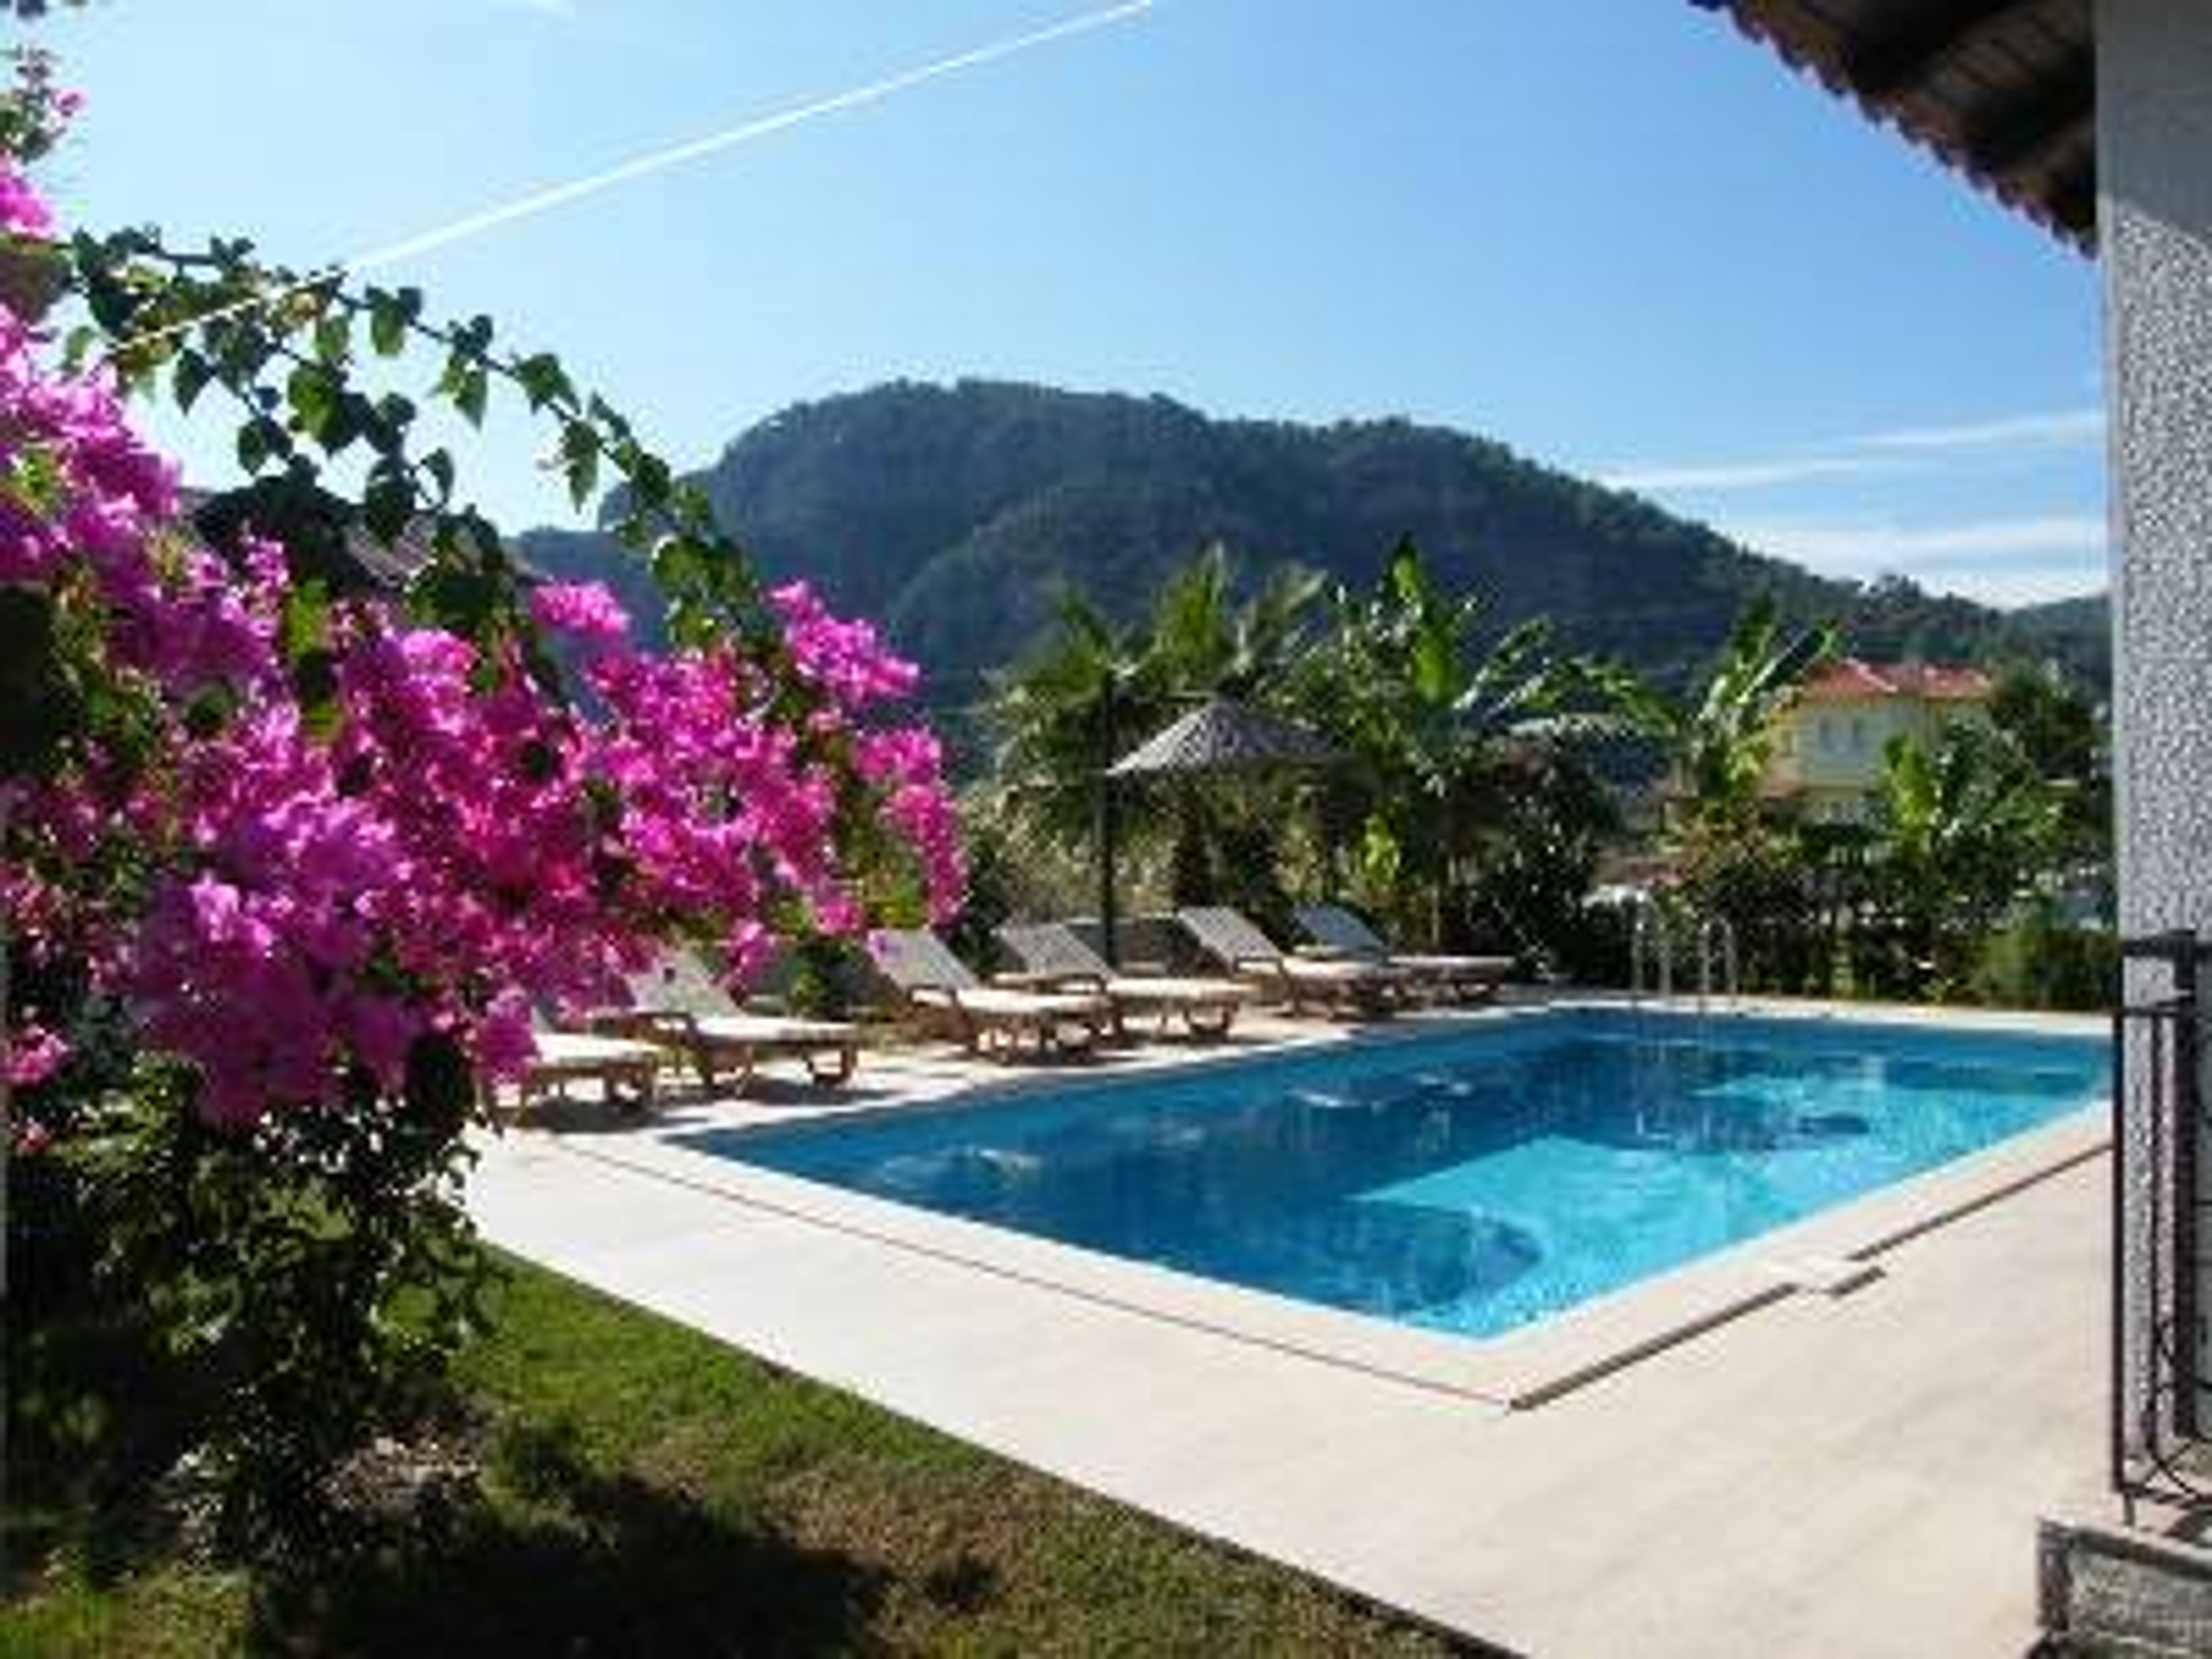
[1797, 656, 1995, 702]
[1890, 662, 1994, 700]
[1800, 657, 1897, 700]
[1690, 0, 2095, 254]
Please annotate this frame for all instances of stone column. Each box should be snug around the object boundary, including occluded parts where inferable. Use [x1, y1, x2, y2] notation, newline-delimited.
[2099, 0, 2212, 1447]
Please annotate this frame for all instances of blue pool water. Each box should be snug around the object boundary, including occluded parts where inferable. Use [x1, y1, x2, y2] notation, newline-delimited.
[689, 1009, 2106, 1341]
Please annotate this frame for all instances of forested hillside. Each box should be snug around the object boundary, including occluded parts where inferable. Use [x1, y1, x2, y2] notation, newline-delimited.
[520, 380, 2109, 711]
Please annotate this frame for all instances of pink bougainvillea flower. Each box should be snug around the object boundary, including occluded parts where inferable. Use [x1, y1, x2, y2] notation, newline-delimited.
[472, 989, 538, 1083]
[531, 579, 630, 647]
[0, 164, 54, 238]
[4, 1021, 66, 1088]
[0, 154, 966, 1134]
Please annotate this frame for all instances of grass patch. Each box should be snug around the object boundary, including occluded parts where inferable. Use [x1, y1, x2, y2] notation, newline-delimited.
[5, 1250, 1465, 1654]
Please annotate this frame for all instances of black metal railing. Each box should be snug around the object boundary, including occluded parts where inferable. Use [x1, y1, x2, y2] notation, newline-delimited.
[2115, 930, 2212, 1518]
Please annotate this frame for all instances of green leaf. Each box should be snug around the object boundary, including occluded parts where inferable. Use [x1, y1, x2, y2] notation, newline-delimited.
[173, 349, 213, 412]
[626, 453, 672, 513]
[585, 393, 632, 444]
[366, 288, 410, 356]
[362, 460, 414, 543]
[62, 324, 99, 373]
[82, 264, 141, 335]
[236, 415, 291, 474]
[293, 648, 343, 741]
[1412, 632, 1453, 705]
[180, 685, 238, 741]
[651, 533, 714, 600]
[421, 448, 456, 505]
[279, 579, 331, 665]
[514, 352, 574, 412]
[559, 423, 600, 511]
[453, 511, 508, 573]
[369, 309, 402, 358]
[374, 393, 418, 452]
[451, 364, 488, 427]
[286, 363, 338, 444]
[667, 595, 719, 650]
[409, 563, 502, 638]
[313, 312, 351, 366]
[1388, 538, 1426, 609]
[0, 585, 82, 779]
[316, 391, 367, 454]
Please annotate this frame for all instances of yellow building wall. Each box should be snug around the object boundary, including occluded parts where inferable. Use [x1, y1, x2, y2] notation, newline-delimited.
[1763, 694, 1989, 821]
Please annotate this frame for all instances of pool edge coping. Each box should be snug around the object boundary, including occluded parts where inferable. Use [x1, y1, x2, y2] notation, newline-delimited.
[506, 997, 2111, 1412]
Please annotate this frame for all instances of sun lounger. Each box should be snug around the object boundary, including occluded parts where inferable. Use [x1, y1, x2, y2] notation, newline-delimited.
[1293, 903, 1513, 1005]
[872, 927, 1112, 1059]
[507, 1029, 662, 1122]
[995, 921, 1253, 1039]
[1174, 906, 1403, 1018]
[595, 1006, 859, 1092]
[605, 952, 863, 1093]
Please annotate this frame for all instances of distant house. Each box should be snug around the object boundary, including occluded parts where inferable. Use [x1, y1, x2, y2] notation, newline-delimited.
[1761, 658, 1993, 823]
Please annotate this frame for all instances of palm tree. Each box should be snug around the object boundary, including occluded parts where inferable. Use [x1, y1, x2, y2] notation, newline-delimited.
[979, 544, 1324, 937]
[981, 596, 1152, 858]
[1133, 543, 1330, 732]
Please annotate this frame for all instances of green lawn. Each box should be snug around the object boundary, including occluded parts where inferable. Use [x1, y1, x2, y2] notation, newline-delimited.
[4, 1252, 1464, 1656]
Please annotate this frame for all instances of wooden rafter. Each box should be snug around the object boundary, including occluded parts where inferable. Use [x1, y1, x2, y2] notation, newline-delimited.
[1843, 0, 2047, 101]
[1701, 0, 2097, 256]
[1964, 46, 2094, 176]
[2045, 156, 2097, 238]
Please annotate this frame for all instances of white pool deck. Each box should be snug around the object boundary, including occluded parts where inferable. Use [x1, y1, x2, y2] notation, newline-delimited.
[468, 996, 2113, 1657]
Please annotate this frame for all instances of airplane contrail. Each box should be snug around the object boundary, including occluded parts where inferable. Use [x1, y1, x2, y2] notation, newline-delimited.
[120, 0, 1158, 351]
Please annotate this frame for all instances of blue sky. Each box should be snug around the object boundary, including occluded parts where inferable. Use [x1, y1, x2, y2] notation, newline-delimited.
[32, 0, 2105, 608]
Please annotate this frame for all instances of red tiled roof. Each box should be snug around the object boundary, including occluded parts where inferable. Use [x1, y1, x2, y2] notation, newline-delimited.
[1891, 662, 1994, 700]
[1797, 657, 1994, 702]
[1799, 657, 1897, 700]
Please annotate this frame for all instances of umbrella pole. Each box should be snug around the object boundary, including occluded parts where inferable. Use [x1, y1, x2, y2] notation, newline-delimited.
[1095, 675, 1120, 967]
[1096, 770, 1119, 967]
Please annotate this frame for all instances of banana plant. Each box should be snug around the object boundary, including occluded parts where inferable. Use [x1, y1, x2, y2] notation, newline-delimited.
[1294, 539, 1620, 949]
[1618, 596, 1835, 844]
[1870, 723, 2062, 995]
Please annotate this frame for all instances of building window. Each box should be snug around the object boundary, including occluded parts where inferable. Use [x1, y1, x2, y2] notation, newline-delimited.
[1819, 716, 1836, 751]
[1850, 717, 1867, 752]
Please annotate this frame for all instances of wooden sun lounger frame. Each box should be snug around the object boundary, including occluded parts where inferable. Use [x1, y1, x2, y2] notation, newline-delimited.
[590, 1007, 860, 1093]
[994, 922, 1251, 1040]
[1174, 907, 1404, 1019]
[1292, 903, 1513, 1006]
[872, 928, 1113, 1060]
[902, 982, 1113, 1060]
[503, 1031, 662, 1122]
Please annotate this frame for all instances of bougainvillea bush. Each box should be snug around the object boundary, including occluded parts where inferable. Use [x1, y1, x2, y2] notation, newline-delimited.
[0, 74, 961, 1544]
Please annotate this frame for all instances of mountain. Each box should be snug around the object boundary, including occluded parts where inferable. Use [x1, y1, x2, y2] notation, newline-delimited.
[2008, 593, 2111, 692]
[518, 379, 2111, 715]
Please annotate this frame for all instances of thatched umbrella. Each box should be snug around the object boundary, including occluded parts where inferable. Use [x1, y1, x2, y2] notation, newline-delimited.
[1093, 697, 1336, 962]
[1107, 696, 1337, 778]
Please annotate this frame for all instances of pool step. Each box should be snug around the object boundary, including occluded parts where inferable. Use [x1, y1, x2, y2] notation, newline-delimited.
[1759, 1254, 1883, 1297]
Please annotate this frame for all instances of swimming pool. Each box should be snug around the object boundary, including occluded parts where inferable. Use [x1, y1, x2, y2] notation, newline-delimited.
[695, 1008, 2107, 1342]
